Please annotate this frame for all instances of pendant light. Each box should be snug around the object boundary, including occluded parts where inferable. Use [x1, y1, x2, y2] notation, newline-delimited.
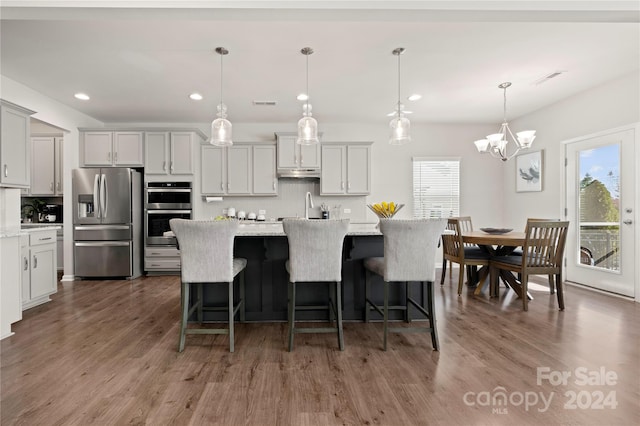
[296, 47, 319, 145]
[209, 47, 233, 146]
[389, 47, 411, 145]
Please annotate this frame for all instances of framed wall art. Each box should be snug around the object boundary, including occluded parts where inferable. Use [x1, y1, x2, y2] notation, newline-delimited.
[516, 149, 543, 192]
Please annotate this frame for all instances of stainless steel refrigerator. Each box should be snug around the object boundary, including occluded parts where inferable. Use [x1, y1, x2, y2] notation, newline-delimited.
[72, 168, 142, 278]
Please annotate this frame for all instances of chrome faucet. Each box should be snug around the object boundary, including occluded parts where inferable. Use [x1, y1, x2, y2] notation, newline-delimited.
[305, 191, 314, 219]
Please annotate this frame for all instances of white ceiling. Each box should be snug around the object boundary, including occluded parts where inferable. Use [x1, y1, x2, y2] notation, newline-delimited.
[1, 1, 639, 125]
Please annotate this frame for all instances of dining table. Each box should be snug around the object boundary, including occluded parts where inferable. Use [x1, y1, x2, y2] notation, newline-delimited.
[461, 230, 530, 299]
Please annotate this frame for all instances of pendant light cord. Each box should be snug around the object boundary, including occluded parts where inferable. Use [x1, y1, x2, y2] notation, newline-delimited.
[220, 52, 224, 109]
[397, 51, 401, 119]
[306, 52, 310, 115]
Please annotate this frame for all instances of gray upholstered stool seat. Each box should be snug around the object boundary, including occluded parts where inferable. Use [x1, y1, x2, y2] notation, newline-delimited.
[364, 218, 447, 351]
[170, 219, 246, 352]
[283, 218, 349, 351]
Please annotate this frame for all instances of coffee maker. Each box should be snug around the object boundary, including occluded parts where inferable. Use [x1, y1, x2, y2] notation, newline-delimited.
[43, 204, 63, 223]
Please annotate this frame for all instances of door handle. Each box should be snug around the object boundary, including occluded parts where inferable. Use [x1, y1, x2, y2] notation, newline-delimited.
[33, 255, 38, 269]
[3, 164, 7, 177]
[623, 220, 633, 225]
[24, 257, 29, 271]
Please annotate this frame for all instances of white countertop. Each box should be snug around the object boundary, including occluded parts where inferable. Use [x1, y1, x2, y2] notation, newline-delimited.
[235, 222, 381, 237]
[0, 225, 62, 239]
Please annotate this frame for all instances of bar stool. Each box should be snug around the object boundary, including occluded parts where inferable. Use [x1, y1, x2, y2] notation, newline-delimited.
[364, 218, 447, 351]
[170, 219, 246, 352]
[282, 219, 349, 351]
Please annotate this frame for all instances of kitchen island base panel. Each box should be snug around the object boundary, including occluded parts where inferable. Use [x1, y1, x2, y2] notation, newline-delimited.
[190, 235, 431, 322]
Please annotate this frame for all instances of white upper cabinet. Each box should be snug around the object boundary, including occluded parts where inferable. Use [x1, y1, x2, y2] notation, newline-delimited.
[320, 142, 372, 196]
[201, 142, 277, 196]
[253, 145, 278, 195]
[275, 133, 320, 172]
[28, 137, 63, 196]
[1, 100, 34, 188]
[145, 131, 198, 175]
[80, 131, 144, 167]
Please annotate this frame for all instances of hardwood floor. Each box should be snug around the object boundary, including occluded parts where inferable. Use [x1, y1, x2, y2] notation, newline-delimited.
[2, 271, 638, 425]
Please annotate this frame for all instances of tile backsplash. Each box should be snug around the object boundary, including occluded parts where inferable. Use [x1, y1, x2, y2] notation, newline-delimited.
[195, 180, 369, 222]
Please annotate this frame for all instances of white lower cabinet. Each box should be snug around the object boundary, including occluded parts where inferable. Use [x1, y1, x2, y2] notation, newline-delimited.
[144, 246, 180, 273]
[21, 229, 57, 310]
[1, 235, 22, 339]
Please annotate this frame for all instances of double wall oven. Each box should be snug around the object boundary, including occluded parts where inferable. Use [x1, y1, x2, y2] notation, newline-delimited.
[144, 182, 191, 273]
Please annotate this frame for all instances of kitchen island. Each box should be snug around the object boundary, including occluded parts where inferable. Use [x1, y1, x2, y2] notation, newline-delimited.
[195, 222, 432, 322]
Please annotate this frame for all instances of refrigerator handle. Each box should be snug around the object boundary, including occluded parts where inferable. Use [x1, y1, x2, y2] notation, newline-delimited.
[93, 173, 101, 219]
[100, 174, 108, 219]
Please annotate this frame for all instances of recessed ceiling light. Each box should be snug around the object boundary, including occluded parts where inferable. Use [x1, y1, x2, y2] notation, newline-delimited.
[74, 93, 90, 100]
[189, 93, 203, 100]
[408, 94, 422, 101]
[386, 110, 413, 117]
[297, 93, 309, 101]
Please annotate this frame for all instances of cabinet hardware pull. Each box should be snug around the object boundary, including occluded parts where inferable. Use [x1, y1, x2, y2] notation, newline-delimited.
[50, 182, 54, 190]
[273, 181, 276, 190]
[170, 161, 174, 172]
[623, 219, 633, 225]
[108, 152, 111, 162]
[3, 165, 7, 177]
[57, 181, 61, 191]
[33, 255, 38, 268]
[162, 161, 166, 171]
[39, 237, 53, 241]
[341, 182, 345, 190]
[114, 152, 118, 162]
[348, 182, 351, 190]
[220, 182, 224, 190]
[24, 257, 28, 271]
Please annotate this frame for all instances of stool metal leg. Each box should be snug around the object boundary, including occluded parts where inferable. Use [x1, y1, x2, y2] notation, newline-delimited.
[197, 283, 203, 323]
[228, 281, 235, 353]
[288, 281, 296, 351]
[383, 280, 389, 351]
[364, 269, 370, 323]
[239, 270, 246, 322]
[336, 281, 344, 351]
[178, 281, 189, 352]
[405, 281, 410, 323]
[426, 281, 439, 351]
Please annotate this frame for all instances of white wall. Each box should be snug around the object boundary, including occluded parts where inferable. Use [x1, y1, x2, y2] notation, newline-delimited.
[1, 75, 103, 279]
[503, 71, 640, 229]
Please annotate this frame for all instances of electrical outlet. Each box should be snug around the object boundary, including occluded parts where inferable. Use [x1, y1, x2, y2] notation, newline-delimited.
[344, 208, 351, 214]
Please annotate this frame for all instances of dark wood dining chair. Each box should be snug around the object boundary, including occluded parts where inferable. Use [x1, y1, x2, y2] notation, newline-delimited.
[489, 219, 569, 311]
[170, 219, 247, 352]
[441, 217, 490, 295]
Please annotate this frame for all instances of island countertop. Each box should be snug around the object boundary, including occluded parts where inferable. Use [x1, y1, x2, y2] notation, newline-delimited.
[236, 221, 381, 237]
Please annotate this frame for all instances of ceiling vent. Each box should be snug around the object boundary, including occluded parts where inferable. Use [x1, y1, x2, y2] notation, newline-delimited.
[252, 100, 277, 106]
[533, 71, 566, 85]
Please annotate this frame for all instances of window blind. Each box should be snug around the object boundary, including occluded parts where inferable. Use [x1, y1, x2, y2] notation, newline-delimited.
[412, 158, 460, 218]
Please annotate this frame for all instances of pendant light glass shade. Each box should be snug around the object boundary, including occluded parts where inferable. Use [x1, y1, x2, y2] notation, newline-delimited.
[297, 47, 319, 145]
[209, 47, 233, 147]
[210, 104, 232, 146]
[389, 47, 411, 145]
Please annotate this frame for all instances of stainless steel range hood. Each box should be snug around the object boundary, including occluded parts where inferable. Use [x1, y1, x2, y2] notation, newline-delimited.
[277, 169, 321, 179]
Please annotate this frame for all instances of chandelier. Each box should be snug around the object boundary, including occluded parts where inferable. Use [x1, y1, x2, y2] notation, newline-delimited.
[296, 47, 319, 145]
[389, 47, 411, 145]
[209, 47, 233, 146]
[473, 82, 535, 161]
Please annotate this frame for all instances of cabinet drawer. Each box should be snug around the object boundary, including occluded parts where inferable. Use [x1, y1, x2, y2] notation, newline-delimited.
[29, 230, 57, 246]
[145, 247, 180, 257]
[145, 258, 181, 270]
